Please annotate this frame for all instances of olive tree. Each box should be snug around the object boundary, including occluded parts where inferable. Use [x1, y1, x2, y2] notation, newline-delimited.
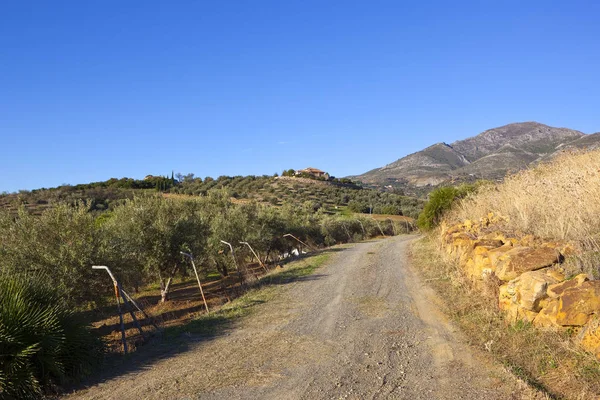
[0, 203, 107, 307]
[107, 195, 209, 303]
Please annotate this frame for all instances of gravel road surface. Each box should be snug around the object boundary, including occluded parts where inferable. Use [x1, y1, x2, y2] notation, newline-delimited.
[69, 235, 542, 400]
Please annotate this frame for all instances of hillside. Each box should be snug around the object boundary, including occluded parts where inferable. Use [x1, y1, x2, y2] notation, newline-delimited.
[354, 122, 600, 193]
[0, 174, 424, 218]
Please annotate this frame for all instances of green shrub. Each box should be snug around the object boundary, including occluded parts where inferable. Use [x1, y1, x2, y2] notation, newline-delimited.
[0, 273, 104, 399]
[417, 184, 475, 231]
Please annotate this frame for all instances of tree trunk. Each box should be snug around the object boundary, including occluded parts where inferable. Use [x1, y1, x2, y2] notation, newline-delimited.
[217, 260, 229, 277]
[160, 277, 173, 303]
[263, 249, 271, 266]
[159, 264, 180, 303]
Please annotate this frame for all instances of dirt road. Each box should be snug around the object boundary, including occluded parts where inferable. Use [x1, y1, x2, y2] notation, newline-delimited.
[69, 236, 541, 399]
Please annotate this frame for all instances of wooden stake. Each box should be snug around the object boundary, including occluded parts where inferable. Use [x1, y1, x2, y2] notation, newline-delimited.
[181, 252, 210, 313]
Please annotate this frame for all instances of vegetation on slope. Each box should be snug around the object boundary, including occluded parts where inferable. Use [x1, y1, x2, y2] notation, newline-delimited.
[0, 191, 413, 310]
[416, 184, 476, 231]
[449, 149, 600, 277]
[0, 173, 423, 218]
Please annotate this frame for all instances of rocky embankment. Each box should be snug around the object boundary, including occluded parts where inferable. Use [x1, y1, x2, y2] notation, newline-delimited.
[441, 214, 600, 358]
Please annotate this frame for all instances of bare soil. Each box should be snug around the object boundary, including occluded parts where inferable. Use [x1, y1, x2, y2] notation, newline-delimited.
[67, 236, 545, 399]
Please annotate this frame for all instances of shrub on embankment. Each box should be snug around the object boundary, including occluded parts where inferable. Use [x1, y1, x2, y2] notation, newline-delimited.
[416, 184, 476, 231]
[0, 273, 104, 399]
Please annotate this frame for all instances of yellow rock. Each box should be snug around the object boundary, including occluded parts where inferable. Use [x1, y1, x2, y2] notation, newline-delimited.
[473, 246, 490, 256]
[556, 281, 600, 326]
[545, 269, 565, 283]
[548, 274, 589, 298]
[533, 299, 560, 329]
[495, 246, 561, 282]
[464, 250, 493, 281]
[520, 234, 537, 247]
[482, 231, 507, 243]
[537, 297, 552, 310]
[488, 243, 514, 269]
[577, 316, 600, 359]
[504, 270, 559, 312]
[499, 282, 542, 324]
[519, 308, 540, 323]
[499, 284, 513, 311]
[449, 232, 476, 258]
[444, 224, 463, 239]
[451, 232, 474, 248]
[473, 239, 504, 249]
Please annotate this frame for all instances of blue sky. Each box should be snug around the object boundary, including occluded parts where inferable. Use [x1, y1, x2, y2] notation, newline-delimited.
[1, 1, 599, 192]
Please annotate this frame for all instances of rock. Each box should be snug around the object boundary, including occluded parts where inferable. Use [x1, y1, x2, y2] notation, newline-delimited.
[448, 232, 476, 257]
[500, 270, 559, 315]
[481, 231, 507, 243]
[544, 269, 565, 283]
[450, 232, 473, 248]
[547, 274, 589, 298]
[520, 234, 537, 247]
[472, 239, 504, 249]
[465, 251, 493, 281]
[499, 283, 541, 323]
[487, 243, 514, 268]
[443, 224, 463, 240]
[516, 271, 559, 311]
[519, 308, 539, 323]
[495, 246, 561, 281]
[533, 299, 561, 329]
[577, 316, 600, 359]
[556, 281, 600, 326]
[499, 283, 514, 314]
[507, 238, 520, 246]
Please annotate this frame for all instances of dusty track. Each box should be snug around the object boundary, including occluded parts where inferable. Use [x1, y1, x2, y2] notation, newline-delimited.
[69, 236, 541, 399]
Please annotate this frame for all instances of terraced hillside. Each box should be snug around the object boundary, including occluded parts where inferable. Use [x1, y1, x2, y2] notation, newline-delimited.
[0, 174, 424, 218]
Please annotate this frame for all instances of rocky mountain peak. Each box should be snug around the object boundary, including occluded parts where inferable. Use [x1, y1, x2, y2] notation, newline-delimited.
[352, 122, 595, 196]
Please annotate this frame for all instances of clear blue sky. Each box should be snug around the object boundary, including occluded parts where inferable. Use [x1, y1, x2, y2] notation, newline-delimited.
[1, 1, 599, 192]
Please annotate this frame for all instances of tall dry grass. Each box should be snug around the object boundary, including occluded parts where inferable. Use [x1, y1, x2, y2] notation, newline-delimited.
[449, 149, 600, 276]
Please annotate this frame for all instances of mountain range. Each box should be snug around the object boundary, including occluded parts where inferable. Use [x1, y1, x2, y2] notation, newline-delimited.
[353, 122, 600, 195]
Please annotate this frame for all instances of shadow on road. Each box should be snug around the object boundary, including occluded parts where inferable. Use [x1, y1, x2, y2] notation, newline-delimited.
[67, 247, 344, 395]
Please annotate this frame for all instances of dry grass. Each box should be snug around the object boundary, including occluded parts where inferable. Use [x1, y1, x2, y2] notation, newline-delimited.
[369, 213, 414, 222]
[449, 149, 600, 277]
[410, 236, 600, 399]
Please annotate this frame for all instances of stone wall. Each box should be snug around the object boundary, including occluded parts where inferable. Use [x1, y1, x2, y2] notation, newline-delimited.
[440, 213, 600, 359]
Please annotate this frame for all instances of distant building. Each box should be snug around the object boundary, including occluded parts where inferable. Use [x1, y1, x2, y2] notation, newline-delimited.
[296, 167, 330, 179]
